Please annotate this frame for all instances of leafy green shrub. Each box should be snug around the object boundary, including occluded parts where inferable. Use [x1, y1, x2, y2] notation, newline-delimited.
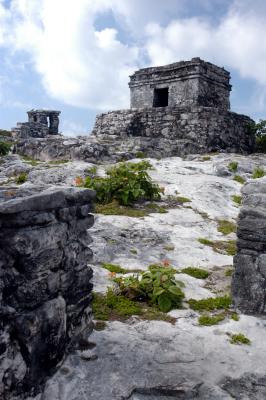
[228, 161, 238, 173]
[217, 220, 236, 235]
[250, 119, 266, 152]
[0, 141, 11, 156]
[83, 161, 162, 206]
[233, 175, 246, 184]
[0, 129, 12, 137]
[15, 173, 28, 184]
[181, 267, 209, 279]
[188, 295, 231, 311]
[198, 313, 225, 326]
[114, 264, 184, 312]
[252, 167, 265, 179]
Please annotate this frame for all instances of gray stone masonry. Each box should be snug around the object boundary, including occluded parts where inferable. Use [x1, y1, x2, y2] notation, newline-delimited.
[12, 110, 61, 138]
[232, 178, 266, 314]
[129, 57, 231, 110]
[0, 185, 95, 399]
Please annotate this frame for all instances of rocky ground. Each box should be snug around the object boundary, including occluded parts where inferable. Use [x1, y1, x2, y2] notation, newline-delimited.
[1, 152, 266, 399]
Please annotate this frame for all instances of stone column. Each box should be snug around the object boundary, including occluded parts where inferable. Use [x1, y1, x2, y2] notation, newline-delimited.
[232, 178, 266, 314]
[0, 186, 95, 399]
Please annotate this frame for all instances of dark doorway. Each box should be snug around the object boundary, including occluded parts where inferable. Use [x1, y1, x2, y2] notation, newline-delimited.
[153, 88, 169, 107]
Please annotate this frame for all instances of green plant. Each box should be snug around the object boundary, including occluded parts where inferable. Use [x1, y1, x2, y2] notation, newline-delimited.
[15, 173, 28, 184]
[201, 156, 211, 161]
[0, 141, 11, 156]
[231, 313, 239, 321]
[198, 238, 236, 256]
[231, 195, 242, 205]
[228, 161, 238, 173]
[83, 161, 161, 206]
[198, 313, 225, 326]
[176, 196, 191, 204]
[181, 267, 209, 279]
[48, 159, 69, 165]
[94, 321, 107, 331]
[217, 220, 236, 235]
[229, 333, 251, 345]
[102, 263, 126, 274]
[163, 244, 175, 251]
[250, 119, 266, 152]
[115, 264, 185, 313]
[252, 167, 265, 179]
[188, 295, 231, 311]
[92, 289, 142, 320]
[233, 175, 246, 184]
[130, 249, 138, 255]
[85, 166, 97, 175]
[0, 129, 12, 137]
[95, 200, 167, 217]
[135, 151, 146, 158]
[225, 268, 233, 277]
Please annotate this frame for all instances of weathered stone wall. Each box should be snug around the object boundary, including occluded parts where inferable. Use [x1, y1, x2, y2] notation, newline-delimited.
[232, 178, 266, 314]
[91, 106, 255, 154]
[12, 110, 61, 138]
[0, 186, 95, 398]
[129, 58, 231, 110]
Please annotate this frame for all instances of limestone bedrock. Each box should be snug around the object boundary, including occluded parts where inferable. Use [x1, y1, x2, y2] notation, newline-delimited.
[0, 185, 95, 399]
[15, 152, 265, 400]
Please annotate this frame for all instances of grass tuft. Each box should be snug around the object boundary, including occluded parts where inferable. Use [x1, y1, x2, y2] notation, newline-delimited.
[229, 333, 251, 345]
[233, 175, 246, 184]
[231, 195, 242, 205]
[228, 161, 238, 173]
[198, 313, 225, 326]
[188, 295, 231, 311]
[217, 220, 236, 235]
[252, 167, 265, 179]
[181, 267, 209, 279]
[102, 263, 126, 274]
[198, 238, 237, 256]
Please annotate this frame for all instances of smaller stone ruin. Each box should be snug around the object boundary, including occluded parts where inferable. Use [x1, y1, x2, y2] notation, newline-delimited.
[12, 109, 61, 138]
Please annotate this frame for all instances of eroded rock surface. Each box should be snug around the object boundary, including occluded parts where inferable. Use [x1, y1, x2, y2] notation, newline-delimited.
[0, 186, 95, 399]
[232, 178, 266, 314]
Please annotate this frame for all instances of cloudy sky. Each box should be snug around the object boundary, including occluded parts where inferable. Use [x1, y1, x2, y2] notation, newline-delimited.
[0, 0, 266, 135]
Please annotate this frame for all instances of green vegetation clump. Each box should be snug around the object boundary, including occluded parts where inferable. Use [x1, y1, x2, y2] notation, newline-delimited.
[188, 295, 231, 311]
[48, 159, 69, 165]
[198, 313, 225, 326]
[233, 175, 246, 184]
[95, 200, 166, 217]
[83, 161, 162, 206]
[231, 195, 242, 205]
[252, 167, 265, 179]
[198, 238, 237, 256]
[0, 142, 11, 156]
[102, 263, 126, 274]
[175, 196, 191, 204]
[92, 289, 142, 320]
[0, 129, 12, 137]
[135, 151, 146, 159]
[94, 321, 107, 331]
[225, 268, 233, 277]
[231, 313, 240, 321]
[217, 220, 236, 235]
[201, 156, 211, 161]
[229, 333, 251, 345]
[163, 244, 175, 251]
[130, 249, 138, 255]
[85, 165, 97, 175]
[250, 119, 266, 153]
[15, 173, 28, 184]
[181, 267, 209, 279]
[228, 161, 238, 173]
[114, 264, 184, 313]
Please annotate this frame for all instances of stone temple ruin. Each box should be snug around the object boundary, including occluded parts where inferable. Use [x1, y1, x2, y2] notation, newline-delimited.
[12, 109, 61, 138]
[14, 58, 255, 162]
[91, 57, 255, 156]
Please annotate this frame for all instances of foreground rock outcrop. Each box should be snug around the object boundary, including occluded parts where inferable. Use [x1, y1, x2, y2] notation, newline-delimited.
[232, 178, 266, 314]
[0, 186, 95, 399]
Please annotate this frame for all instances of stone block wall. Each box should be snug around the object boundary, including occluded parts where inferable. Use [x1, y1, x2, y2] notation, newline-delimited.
[0, 186, 95, 398]
[129, 58, 231, 110]
[232, 178, 266, 314]
[91, 106, 255, 154]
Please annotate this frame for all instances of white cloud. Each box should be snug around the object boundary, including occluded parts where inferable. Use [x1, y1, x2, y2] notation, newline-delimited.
[145, 2, 266, 85]
[1, 0, 266, 115]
